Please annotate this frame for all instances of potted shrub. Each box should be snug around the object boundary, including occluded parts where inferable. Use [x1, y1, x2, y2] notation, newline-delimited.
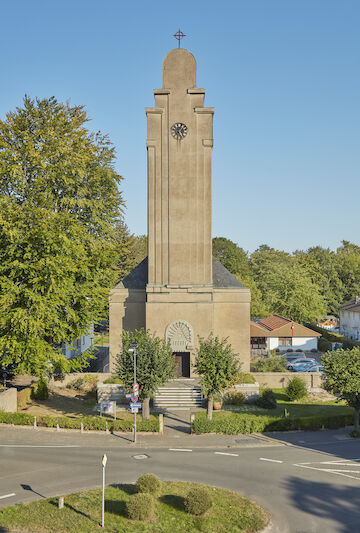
[213, 393, 223, 410]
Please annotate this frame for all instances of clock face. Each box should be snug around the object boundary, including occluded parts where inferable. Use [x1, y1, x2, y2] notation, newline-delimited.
[171, 122, 188, 140]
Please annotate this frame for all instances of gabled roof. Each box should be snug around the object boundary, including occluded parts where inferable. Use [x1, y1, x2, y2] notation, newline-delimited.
[251, 314, 321, 338]
[339, 297, 360, 313]
[258, 314, 291, 331]
[116, 256, 245, 290]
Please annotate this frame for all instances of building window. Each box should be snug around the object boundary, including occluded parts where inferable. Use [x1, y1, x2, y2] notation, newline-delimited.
[279, 337, 292, 346]
[251, 337, 266, 349]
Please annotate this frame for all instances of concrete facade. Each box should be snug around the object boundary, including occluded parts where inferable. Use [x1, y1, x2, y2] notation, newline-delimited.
[109, 48, 250, 375]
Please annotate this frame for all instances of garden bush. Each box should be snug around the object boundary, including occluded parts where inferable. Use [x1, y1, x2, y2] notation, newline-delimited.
[318, 338, 332, 352]
[17, 387, 33, 408]
[192, 411, 354, 435]
[136, 474, 162, 495]
[67, 374, 98, 393]
[350, 429, 360, 438]
[253, 356, 287, 373]
[185, 487, 212, 516]
[31, 378, 49, 400]
[256, 389, 277, 409]
[0, 410, 159, 432]
[223, 391, 245, 406]
[103, 376, 123, 384]
[126, 493, 155, 521]
[285, 377, 308, 401]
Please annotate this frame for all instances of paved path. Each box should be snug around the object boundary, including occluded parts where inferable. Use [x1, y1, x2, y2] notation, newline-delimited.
[0, 425, 359, 532]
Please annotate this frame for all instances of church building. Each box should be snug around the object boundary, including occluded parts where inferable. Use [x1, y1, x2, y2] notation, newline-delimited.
[109, 42, 250, 376]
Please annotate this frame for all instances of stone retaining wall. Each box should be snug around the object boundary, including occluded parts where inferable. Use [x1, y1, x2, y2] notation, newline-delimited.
[232, 383, 260, 400]
[251, 372, 323, 389]
[97, 383, 126, 404]
[0, 388, 17, 412]
[49, 373, 112, 388]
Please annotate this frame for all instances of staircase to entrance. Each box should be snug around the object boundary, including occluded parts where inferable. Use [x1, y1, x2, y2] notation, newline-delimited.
[153, 380, 204, 409]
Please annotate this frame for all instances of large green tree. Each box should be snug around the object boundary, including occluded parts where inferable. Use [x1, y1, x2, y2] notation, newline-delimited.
[322, 348, 360, 429]
[116, 329, 175, 419]
[195, 335, 240, 420]
[0, 96, 124, 376]
[213, 237, 268, 317]
[250, 245, 327, 322]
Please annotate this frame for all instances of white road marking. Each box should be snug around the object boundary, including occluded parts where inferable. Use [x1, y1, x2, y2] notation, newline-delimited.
[0, 445, 80, 448]
[214, 452, 239, 457]
[0, 493, 16, 500]
[293, 461, 360, 481]
[260, 457, 283, 463]
[169, 448, 192, 452]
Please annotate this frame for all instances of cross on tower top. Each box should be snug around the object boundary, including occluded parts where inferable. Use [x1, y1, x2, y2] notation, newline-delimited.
[173, 29, 186, 48]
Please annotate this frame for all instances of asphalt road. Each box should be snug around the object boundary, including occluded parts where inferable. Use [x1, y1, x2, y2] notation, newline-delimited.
[0, 428, 360, 533]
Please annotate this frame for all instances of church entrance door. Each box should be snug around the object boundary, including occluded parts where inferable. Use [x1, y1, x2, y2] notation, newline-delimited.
[174, 352, 190, 378]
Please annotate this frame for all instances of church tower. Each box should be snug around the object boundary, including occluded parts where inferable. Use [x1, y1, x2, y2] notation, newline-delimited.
[110, 42, 250, 376]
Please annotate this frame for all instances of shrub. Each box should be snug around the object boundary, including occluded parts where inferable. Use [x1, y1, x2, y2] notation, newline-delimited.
[17, 387, 33, 408]
[296, 349, 302, 352]
[223, 391, 245, 406]
[286, 348, 293, 353]
[311, 348, 317, 353]
[256, 389, 277, 409]
[350, 429, 360, 438]
[103, 375, 123, 384]
[285, 377, 308, 401]
[253, 356, 287, 373]
[67, 374, 98, 392]
[228, 372, 256, 385]
[192, 411, 354, 435]
[185, 487, 212, 516]
[318, 338, 332, 352]
[0, 410, 160, 432]
[32, 378, 49, 400]
[126, 493, 155, 520]
[136, 474, 162, 495]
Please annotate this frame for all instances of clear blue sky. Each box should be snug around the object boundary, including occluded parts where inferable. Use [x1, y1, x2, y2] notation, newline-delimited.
[1, 0, 359, 253]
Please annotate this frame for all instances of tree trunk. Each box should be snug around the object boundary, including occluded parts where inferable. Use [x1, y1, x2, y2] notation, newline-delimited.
[355, 406, 359, 429]
[207, 397, 213, 420]
[142, 396, 150, 420]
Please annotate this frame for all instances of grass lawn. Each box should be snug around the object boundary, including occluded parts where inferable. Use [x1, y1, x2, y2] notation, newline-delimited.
[257, 389, 353, 418]
[0, 482, 267, 533]
[17, 388, 154, 425]
[94, 332, 109, 345]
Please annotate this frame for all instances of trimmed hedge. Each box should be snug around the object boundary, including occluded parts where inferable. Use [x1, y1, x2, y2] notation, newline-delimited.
[192, 411, 353, 434]
[0, 411, 159, 432]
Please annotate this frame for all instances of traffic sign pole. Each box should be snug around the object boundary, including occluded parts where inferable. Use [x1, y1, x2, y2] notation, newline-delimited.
[130, 342, 139, 443]
[101, 454, 107, 528]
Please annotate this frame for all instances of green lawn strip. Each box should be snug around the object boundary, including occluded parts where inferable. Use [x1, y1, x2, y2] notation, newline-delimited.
[0, 410, 159, 432]
[194, 396, 354, 434]
[0, 482, 267, 533]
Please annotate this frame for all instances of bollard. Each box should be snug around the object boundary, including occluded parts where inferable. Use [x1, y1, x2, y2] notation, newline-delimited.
[80, 421, 84, 434]
[105, 421, 109, 434]
[190, 413, 195, 434]
[33, 416, 37, 429]
[159, 413, 164, 435]
[58, 497, 64, 509]
[56, 423, 60, 432]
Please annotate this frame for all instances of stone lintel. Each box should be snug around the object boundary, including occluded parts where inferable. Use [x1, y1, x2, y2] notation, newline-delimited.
[145, 107, 164, 114]
[194, 107, 214, 114]
[153, 89, 171, 95]
[187, 88, 205, 94]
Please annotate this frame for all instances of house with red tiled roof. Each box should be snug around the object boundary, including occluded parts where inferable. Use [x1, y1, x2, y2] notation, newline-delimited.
[250, 314, 321, 352]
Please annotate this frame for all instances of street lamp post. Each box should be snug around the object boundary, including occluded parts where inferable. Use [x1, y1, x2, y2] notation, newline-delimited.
[129, 342, 138, 443]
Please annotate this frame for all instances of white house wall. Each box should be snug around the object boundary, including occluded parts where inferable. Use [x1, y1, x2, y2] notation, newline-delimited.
[340, 310, 360, 340]
[274, 337, 318, 351]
